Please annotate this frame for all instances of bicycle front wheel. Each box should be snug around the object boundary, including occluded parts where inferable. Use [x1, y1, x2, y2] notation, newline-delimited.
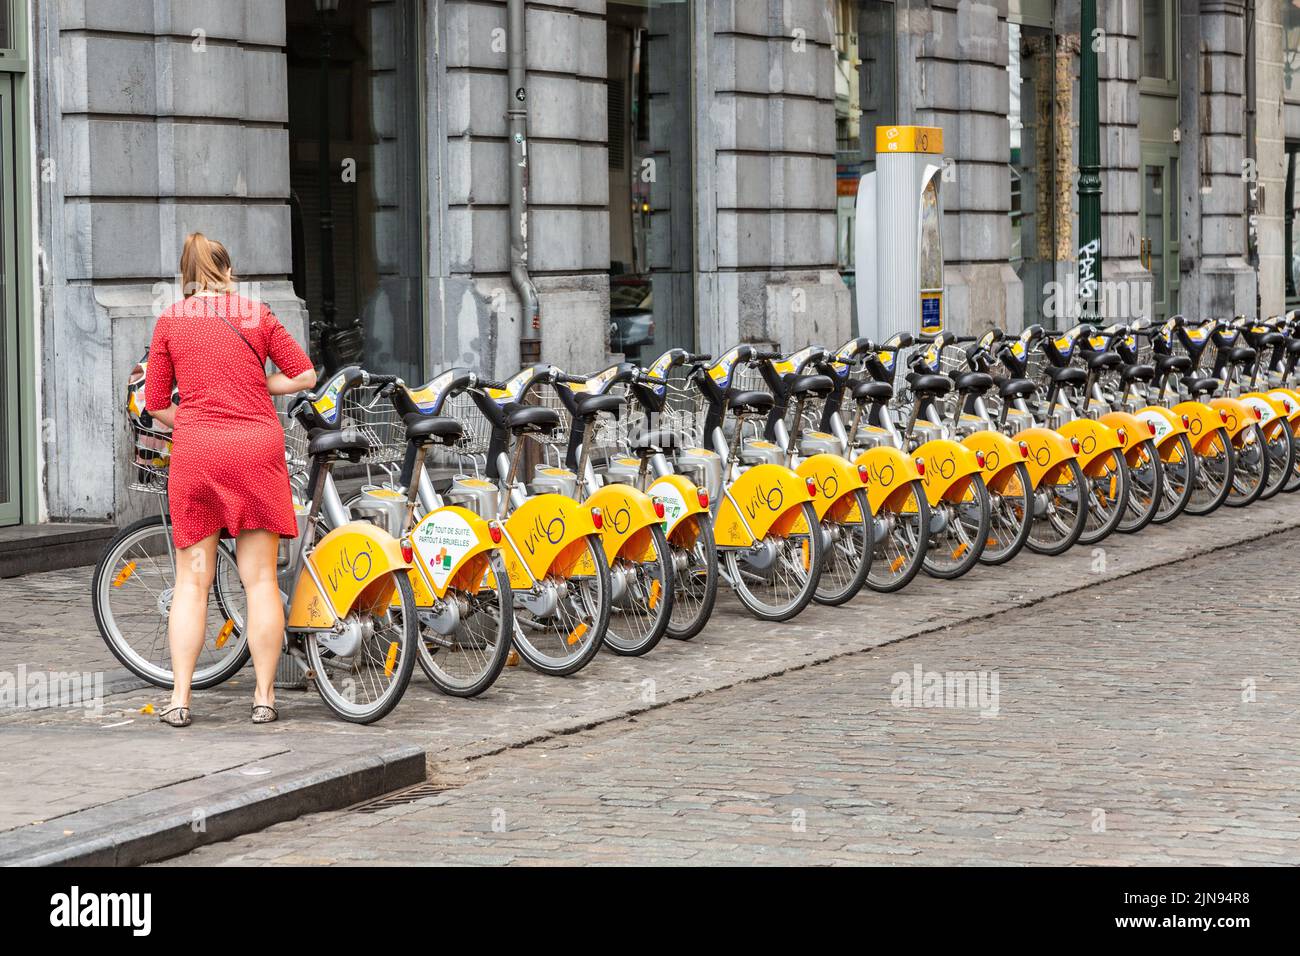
[305, 571, 419, 724]
[92, 515, 249, 690]
[417, 551, 514, 698]
[723, 501, 823, 621]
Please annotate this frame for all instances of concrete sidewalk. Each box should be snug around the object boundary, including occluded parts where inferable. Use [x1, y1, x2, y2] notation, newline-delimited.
[4, 496, 1300, 865]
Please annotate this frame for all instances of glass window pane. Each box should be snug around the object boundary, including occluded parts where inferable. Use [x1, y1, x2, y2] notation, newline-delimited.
[1145, 164, 1165, 303]
[1142, 0, 1167, 80]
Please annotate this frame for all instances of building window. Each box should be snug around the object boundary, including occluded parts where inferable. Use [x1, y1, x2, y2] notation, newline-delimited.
[1287, 2, 1300, 96]
[1141, 0, 1177, 88]
[285, 0, 426, 382]
[835, 0, 896, 317]
[606, 0, 695, 361]
[1009, 19, 1063, 329]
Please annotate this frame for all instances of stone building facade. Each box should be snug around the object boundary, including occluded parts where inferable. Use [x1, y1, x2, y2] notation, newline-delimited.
[0, 0, 1286, 528]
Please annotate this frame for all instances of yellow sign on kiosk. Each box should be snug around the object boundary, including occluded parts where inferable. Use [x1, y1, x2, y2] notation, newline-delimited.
[876, 125, 944, 155]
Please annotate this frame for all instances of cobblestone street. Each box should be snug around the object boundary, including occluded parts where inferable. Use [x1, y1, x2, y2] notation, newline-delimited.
[159, 524, 1300, 866]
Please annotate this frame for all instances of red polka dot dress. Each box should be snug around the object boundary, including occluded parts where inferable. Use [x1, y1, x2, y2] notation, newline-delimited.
[144, 293, 314, 550]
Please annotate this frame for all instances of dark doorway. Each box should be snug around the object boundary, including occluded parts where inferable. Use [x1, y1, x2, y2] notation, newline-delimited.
[285, 0, 425, 382]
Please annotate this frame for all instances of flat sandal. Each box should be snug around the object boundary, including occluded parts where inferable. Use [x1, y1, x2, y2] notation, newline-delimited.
[251, 704, 279, 724]
[158, 705, 191, 728]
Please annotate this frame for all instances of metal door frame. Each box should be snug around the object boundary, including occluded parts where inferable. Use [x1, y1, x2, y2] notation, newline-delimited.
[0, 0, 33, 526]
[1140, 143, 1181, 323]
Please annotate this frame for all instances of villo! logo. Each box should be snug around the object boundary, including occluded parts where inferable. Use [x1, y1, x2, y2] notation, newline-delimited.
[522, 512, 565, 556]
[326, 540, 374, 591]
[743, 483, 783, 520]
[50, 886, 151, 936]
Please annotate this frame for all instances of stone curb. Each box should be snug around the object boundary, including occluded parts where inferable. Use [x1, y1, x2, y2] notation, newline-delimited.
[0, 744, 425, 866]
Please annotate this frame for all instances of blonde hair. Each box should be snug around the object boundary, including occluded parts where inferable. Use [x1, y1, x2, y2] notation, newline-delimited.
[180, 232, 235, 296]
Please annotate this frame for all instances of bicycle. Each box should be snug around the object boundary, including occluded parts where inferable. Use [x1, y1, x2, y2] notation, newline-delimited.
[95, 366, 421, 723]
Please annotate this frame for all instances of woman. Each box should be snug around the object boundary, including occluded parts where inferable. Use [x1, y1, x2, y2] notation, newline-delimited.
[145, 233, 317, 727]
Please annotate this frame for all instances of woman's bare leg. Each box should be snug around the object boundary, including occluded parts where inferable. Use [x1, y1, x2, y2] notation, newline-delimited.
[236, 529, 284, 709]
[169, 533, 219, 709]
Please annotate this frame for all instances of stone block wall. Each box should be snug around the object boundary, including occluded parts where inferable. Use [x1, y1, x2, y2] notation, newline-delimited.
[35, 0, 307, 523]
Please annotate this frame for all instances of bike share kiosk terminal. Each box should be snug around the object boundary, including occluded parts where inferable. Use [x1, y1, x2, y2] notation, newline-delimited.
[854, 125, 946, 342]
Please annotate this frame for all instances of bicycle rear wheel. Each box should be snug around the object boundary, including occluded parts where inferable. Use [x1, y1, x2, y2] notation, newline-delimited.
[1225, 423, 1267, 507]
[1025, 458, 1088, 556]
[603, 523, 674, 656]
[1077, 448, 1129, 545]
[979, 463, 1032, 565]
[305, 571, 419, 723]
[1185, 426, 1235, 516]
[92, 515, 249, 689]
[1257, 420, 1293, 501]
[417, 552, 513, 698]
[922, 476, 990, 579]
[723, 501, 824, 621]
[814, 489, 873, 605]
[866, 479, 929, 593]
[512, 533, 611, 676]
[665, 513, 719, 640]
[1152, 433, 1195, 524]
[1117, 439, 1162, 533]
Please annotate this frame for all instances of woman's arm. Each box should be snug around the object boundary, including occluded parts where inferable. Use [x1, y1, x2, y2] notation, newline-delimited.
[143, 314, 177, 429]
[263, 310, 318, 396]
[149, 405, 177, 429]
[267, 367, 318, 396]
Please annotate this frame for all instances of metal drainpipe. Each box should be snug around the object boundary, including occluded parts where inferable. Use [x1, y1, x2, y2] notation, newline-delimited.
[508, 0, 541, 363]
[1245, 0, 1260, 319]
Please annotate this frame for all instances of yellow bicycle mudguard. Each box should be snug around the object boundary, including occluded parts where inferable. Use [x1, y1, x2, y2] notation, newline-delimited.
[852, 445, 923, 514]
[796, 453, 868, 522]
[1238, 392, 1290, 444]
[287, 522, 411, 629]
[408, 505, 500, 600]
[1097, 410, 1150, 467]
[500, 493, 600, 589]
[646, 473, 709, 537]
[585, 483, 662, 565]
[960, 430, 1028, 494]
[1207, 396, 1255, 440]
[1012, 426, 1077, 487]
[1266, 389, 1300, 434]
[1173, 400, 1226, 455]
[913, 438, 982, 506]
[1056, 418, 1123, 477]
[714, 463, 814, 548]
[1134, 405, 1192, 465]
